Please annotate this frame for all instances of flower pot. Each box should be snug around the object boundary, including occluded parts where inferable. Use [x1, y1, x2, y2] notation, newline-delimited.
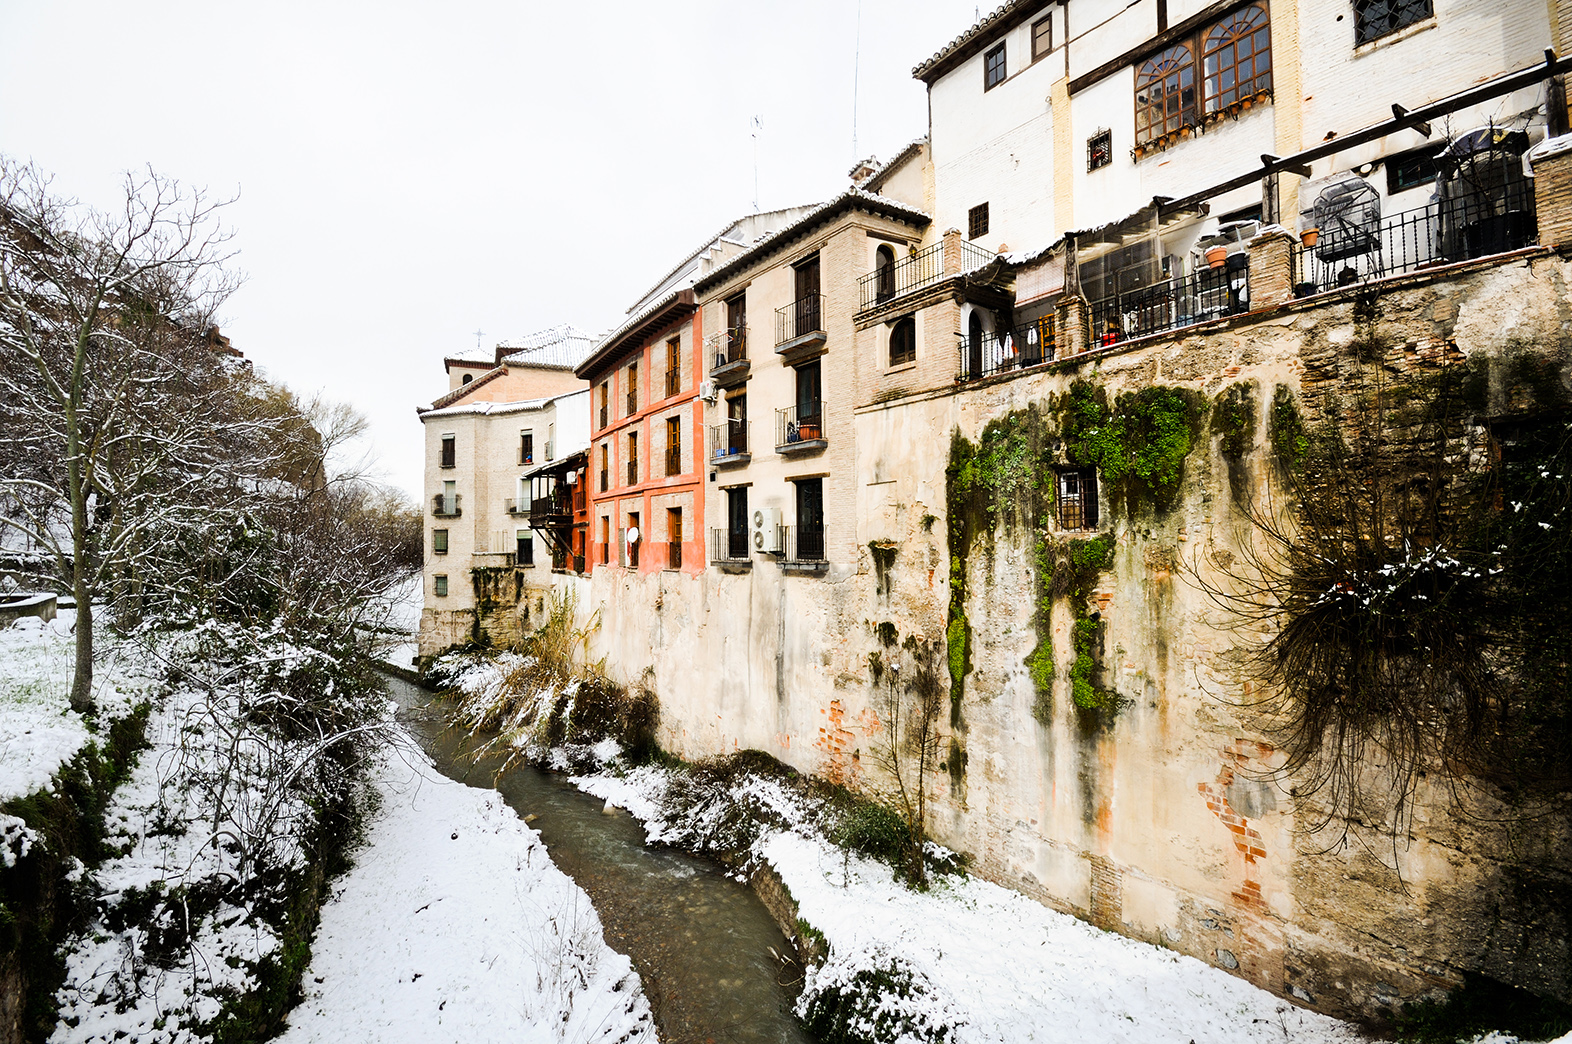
[1205, 246, 1229, 269]
[1301, 228, 1320, 248]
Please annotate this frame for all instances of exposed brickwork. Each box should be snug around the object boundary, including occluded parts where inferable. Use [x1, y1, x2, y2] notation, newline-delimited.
[1534, 149, 1572, 249]
[1088, 854, 1123, 929]
[1246, 228, 1296, 310]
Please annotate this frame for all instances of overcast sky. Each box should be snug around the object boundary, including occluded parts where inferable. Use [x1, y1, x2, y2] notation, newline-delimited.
[0, 0, 983, 497]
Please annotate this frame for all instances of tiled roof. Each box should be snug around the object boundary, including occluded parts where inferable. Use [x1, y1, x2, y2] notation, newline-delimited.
[863, 137, 929, 194]
[912, 0, 1042, 83]
[496, 324, 597, 369]
[575, 290, 696, 379]
[418, 388, 588, 420]
[424, 367, 506, 411]
[691, 188, 931, 296]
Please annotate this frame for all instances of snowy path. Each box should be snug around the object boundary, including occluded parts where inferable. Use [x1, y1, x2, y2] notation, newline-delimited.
[275, 736, 657, 1044]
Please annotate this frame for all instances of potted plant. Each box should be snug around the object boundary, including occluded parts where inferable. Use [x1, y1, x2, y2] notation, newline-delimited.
[1301, 228, 1320, 248]
[1205, 245, 1229, 268]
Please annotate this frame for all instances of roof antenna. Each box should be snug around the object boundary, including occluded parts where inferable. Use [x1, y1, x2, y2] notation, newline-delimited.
[853, 0, 863, 161]
[751, 115, 763, 212]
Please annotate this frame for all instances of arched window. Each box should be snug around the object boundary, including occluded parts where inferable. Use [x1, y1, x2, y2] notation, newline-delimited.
[875, 245, 895, 302]
[1203, 6, 1271, 112]
[889, 317, 916, 367]
[1135, 45, 1195, 144]
[461, 373, 473, 385]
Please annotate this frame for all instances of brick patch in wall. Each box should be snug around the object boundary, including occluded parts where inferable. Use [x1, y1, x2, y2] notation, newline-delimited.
[816, 699, 864, 785]
[1088, 854, 1123, 929]
[1198, 738, 1275, 914]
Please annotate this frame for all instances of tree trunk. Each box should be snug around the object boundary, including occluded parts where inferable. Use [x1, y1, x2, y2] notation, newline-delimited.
[70, 592, 93, 714]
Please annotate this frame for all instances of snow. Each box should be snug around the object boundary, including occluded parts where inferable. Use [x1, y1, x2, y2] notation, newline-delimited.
[274, 737, 658, 1044]
[0, 610, 146, 801]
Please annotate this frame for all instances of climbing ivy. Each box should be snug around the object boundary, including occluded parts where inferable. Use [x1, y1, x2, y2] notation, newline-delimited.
[1059, 380, 1206, 515]
[1268, 383, 1308, 471]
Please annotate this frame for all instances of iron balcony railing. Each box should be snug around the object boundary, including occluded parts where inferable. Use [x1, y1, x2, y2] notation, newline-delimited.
[710, 327, 748, 370]
[665, 368, 681, 398]
[616, 528, 640, 569]
[665, 540, 683, 569]
[781, 524, 826, 563]
[504, 498, 531, 516]
[627, 389, 638, 415]
[1087, 264, 1246, 346]
[776, 402, 826, 448]
[665, 445, 682, 476]
[1291, 189, 1537, 297]
[957, 318, 1058, 381]
[627, 459, 639, 486]
[599, 404, 608, 429]
[710, 527, 750, 563]
[775, 293, 825, 345]
[528, 490, 570, 527]
[857, 239, 996, 310]
[431, 493, 461, 517]
[519, 445, 533, 466]
[572, 554, 585, 573]
[708, 419, 749, 462]
[599, 469, 609, 492]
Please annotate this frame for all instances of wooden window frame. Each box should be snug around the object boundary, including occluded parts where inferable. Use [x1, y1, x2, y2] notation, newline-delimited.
[432, 528, 448, 555]
[968, 202, 990, 240]
[1031, 16, 1053, 60]
[1133, 3, 1272, 148]
[984, 42, 1007, 91]
[1201, 5, 1271, 113]
[888, 317, 917, 368]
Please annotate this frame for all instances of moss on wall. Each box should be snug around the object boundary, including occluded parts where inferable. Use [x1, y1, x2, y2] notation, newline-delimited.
[1058, 380, 1206, 516]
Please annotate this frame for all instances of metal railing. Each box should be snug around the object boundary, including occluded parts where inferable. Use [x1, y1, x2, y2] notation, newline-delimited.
[665, 368, 681, 398]
[858, 239, 996, 310]
[544, 441, 554, 461]
[519, 445, 533, 466]
[775, 293, 824, 345]
[627, 459, 639, 486]
[1087, 264, 1246, 345]
[781, 524, 826, 563]
[626, 389, 638, 415]
[957, 318, 1058, 381]
[599, 404, 608, 429]
[776, 402, 826, 448]
[528, 490, 570, 528]
[573, 554, 585, 574]
[504, 498, 531, 516]
[708, 419, 749, 462]
[599, 469, 608, 492]
[710, 327, 748, 370]
[665, 445, 682, 476]
[665, 540, 683, 569]
[710, 527, 750, 563]
[1291, 189, 1537, 297]
[431, 493, 461, 517]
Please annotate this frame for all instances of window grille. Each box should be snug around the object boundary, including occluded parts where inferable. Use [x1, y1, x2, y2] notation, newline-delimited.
[1353, 0, 1432, 45]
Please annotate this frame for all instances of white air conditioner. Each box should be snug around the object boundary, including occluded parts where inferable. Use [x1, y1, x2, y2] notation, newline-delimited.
[699, 379, 719, 403]
[751, 506, 783, 554]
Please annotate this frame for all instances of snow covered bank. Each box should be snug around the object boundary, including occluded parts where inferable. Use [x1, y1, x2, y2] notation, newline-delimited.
[274, 736, 657, 1044]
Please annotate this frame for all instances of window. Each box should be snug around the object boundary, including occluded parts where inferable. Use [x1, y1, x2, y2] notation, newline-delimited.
[601, 516, 611, 565]
[727, 487, 749, 559]
[984, 42, 1006, 90]
[434, 574, 448, 597]
[1088, 129, 1112, 171]
[520, 431, 533, 466]
[1134, 6, 1272, 147]
[1354, 0, 1432, 44]
[628, 511, 641, 569]
[627, 432, 639, 485]
[1032, 16, 1052, 60]
[441, 480, 456, 515]
[889, 317, 916, 367]
[1202, 6, 1271, 112]
[795, 478, 825, 562]
[968, 202, 990, 240]
[666, 416, 682, 476]
[432, 528, 448, 554]
[874, 244, 896, 302]
[792, 254, 822, 336]
[725, 292, 747, 362]
[461, 373, 473, 385]
[439, 434, 456, 468]
[1056, 469, 1099, 530]
[599, 444, 609, 492]
[668, 508, 683, 569]
[598, 383, 609, 429]
[1386, 144, 1442, 193]
[665, 337, 681, 397]
[626, 362, 638, 415]
[517, 532, 534, 565]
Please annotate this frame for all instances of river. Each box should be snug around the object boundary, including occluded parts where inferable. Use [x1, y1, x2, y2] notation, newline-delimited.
[384, 673, 816, 1044]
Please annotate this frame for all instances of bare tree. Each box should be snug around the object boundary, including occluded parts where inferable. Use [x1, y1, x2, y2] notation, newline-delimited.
[0, 157, 241, 711]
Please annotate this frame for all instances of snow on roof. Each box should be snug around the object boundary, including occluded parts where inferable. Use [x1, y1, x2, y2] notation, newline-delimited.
[496, 324, 597, 369]
[418, 387, 588, 421]
[912, 0, 1041, 83]
[692, 188, 931, 295]
[443, 346, 498, 366]
[622, 204, 821, 314]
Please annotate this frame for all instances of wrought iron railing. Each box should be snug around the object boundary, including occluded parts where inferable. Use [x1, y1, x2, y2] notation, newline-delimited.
[665, 445, 682, 476]
[776, 402, 826, 449]
[781, 524, 826, 563]
[627, 459, 639, 486]
[1291, 189, 1537, 297]
[431, 493, 461, 517]
[519, 445, 533, 466]
[544, 441, 554, 461]
[775, 294, 825, 345]
[857, 240, 996, 310]
[573, 554, 585, 574]
[1087, 264, 1246, 346]
[599, 404, 608, 429]
[626, 389, 638, 415]
[708, 419, 749, 462]
[957, 318, 1058, 381]
[504, 498, 531, 516]
[666, 540, 683, 569]
[528, 491, 569, 528]
[710, 527, 750, 563]
[710, 327, 748, 370]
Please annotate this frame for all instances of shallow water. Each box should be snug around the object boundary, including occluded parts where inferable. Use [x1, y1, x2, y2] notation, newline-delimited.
[384, 674, 815, 1044]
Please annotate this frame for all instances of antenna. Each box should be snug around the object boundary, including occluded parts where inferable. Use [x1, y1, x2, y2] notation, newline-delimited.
[853, 0, 863, 161]
[751, 115, 762, 212]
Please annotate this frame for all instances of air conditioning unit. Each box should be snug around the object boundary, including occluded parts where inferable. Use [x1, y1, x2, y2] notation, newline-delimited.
[699, 379, 719, 403]
[751, 507, 783, 554]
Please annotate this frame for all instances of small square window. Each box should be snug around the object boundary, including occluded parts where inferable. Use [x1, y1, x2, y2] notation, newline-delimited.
[968, 202, 990, 240]
[1353, 0, 1433, 45]
[1385, 145, 1441, 193]
[1056, 469, 1099, 530]
[434, 574, 449, 597]
[1088, 130, 1112, 171]
[432, 528, 448, 555]
[439, 434, 456, 468]
[984, 43, 1007, 90]
[1032, 16, 1052, 60]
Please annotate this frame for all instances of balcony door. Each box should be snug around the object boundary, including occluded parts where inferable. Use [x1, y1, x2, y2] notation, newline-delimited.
[793, 255, 821, 334]
[727, 486, 749, 558]
[796, 478, 824, 561]
[796, 361, 822, 436]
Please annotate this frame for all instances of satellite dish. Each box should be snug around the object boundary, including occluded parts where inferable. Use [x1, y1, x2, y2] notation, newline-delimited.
[627, 526, 641, 544]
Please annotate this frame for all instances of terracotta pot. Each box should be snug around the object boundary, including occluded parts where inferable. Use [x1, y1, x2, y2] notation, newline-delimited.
[1205, 245, 1229, 268]
[1301, 228, 1320, 248]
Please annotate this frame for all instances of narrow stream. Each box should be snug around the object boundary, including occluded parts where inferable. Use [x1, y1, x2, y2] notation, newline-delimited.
[383, 673, 816, 1044]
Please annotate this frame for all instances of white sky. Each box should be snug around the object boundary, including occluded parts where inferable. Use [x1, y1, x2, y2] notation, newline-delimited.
[0, 0, 984, 498]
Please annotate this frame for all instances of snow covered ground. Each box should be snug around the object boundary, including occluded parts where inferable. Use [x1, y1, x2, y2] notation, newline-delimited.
[274, 737, 658, 1044]
[0, 610, 146, 802]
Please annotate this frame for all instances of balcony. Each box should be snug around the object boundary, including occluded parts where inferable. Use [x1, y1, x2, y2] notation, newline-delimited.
[665, 445, 682, 477]
[664, 368, 681, 398]
[709, 527, 751, 570]
[528, 490, 571, 529]
[504, 498, 531, 516]
[1086, 264, 1247, 348]
[544, 441, 554, 461]
[858, 239, 995, 311]
[776, 402, 826, 455]
[708, 419, 750, 468]
[775, 294, 825, 362]
[781, 524, 827, 574]
[431, 493, 461, 518]
[708, 328, 749, 386]
[1291, 189, 1536, 298]
[957, 318, 1057, 382]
